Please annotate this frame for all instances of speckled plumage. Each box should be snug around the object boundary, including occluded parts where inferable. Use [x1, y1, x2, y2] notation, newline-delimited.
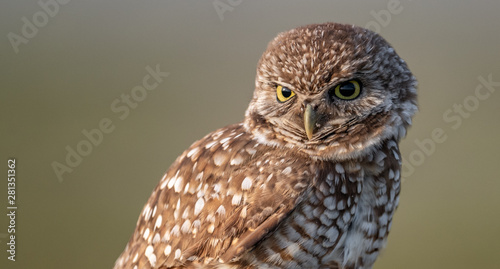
[114, 22, 417, 269]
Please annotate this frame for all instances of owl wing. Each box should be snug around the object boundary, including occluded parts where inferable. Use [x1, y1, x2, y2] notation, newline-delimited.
[115, 124, 312, 269]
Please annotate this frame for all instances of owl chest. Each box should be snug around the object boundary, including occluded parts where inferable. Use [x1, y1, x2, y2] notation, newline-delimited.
[246, 169, 362, 268]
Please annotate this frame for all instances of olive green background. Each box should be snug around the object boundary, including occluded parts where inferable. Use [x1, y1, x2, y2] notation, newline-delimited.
[1, 1, 499, 268]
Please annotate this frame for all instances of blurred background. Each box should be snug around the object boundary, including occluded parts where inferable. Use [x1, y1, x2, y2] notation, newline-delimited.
[1, 0, 499, 268]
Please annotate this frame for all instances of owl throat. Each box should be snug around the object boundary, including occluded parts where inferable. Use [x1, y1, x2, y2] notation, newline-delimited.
[244, 110, 406, 162]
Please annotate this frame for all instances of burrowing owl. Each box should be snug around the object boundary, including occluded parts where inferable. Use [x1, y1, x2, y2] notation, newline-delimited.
[114, 22, 417, 269]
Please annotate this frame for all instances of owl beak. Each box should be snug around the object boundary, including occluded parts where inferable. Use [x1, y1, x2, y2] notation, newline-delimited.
[304, 104, 317, 140]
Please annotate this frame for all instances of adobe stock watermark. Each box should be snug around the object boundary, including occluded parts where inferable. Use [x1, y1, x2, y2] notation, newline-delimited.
[7, 0, 72, 54]
[213, 0, 243, 21]
[364, 0, 412, 34]
[51, 64, 170, 182]
[401, 74, 499, 180]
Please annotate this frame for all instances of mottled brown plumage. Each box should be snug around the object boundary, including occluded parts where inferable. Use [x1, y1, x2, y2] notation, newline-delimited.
[114, 22, 417, 269]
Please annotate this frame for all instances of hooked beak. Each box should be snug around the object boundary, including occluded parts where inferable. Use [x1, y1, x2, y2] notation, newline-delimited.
[304, 104, 318, 140]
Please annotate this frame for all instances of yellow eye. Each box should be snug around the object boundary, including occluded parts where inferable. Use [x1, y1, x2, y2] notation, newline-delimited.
[276, 85, 295, 103]
[332, 80, 362, 100]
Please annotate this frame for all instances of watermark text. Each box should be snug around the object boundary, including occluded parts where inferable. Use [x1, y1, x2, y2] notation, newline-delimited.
[51, 65, 169, 182]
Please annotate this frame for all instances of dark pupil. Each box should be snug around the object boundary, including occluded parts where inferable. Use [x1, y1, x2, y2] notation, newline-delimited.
[339, 83, 355, 96]
[281, 87, 292, 98]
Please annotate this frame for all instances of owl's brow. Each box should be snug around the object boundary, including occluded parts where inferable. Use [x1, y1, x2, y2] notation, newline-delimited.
[320, 75, 363, 92]
[267, 81, 297, 91]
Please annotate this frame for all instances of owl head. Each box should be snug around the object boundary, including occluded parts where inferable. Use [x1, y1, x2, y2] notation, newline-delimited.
[244, 22, 417, 161]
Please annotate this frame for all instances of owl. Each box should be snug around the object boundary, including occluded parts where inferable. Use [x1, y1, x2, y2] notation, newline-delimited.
[114, 22, 417, 269]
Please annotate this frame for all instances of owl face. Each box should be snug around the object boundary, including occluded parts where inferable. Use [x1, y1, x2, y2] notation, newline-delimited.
[244, 23, 417, 161]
